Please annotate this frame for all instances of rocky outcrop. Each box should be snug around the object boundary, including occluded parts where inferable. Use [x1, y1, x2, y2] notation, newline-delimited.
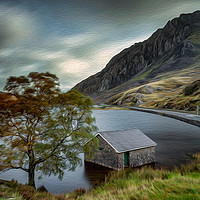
[74, 11, 200, 97]
[137, 85, 155, 94]
[117, 93, 146, 106]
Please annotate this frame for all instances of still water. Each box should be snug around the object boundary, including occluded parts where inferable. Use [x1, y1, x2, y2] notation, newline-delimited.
[0, 110, 200, 194]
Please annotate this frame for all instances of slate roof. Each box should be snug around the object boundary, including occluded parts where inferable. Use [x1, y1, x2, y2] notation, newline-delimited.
[97, 128, 157, 153]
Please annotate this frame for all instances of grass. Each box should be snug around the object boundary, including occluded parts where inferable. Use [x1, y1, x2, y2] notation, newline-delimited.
[188, 27, 200, 44]
[130, 61, 163, 82]
[0, 180, 66, 200]
[67, 153, 200, 200]
[107, 76, 192, 107]
[106, 66, 200, 111]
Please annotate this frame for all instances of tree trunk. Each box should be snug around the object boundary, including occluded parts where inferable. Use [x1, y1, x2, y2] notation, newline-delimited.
[28, 165, 36, 188]
[28, 147, 36, 188]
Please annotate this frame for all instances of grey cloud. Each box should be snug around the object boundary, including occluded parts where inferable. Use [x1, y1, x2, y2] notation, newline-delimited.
[0, 6, 38, 48]
[0, 0, 200, 91]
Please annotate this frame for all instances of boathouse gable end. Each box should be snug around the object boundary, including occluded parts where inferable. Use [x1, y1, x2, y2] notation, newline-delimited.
[84, 135, 124, 169]
[84, 128, 157, 169]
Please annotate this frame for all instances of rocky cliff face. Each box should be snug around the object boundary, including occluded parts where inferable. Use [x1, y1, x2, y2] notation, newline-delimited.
[74, 11, 200, 97]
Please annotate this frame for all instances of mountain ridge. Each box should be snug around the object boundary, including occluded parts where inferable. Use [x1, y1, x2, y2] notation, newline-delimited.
[74, 10, 200, 100]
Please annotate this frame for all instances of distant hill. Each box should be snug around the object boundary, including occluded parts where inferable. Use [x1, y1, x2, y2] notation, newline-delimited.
[74, 10, 200, 105]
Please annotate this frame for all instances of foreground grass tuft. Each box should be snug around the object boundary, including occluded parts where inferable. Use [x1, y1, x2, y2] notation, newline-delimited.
[0, 180, 65, 200]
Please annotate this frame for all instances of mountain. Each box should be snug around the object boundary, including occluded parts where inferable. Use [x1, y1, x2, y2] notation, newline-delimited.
[74, 10, 200, 102]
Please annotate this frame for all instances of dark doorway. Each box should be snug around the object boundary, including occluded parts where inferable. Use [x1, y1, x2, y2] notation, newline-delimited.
[124, 152, 129, 167]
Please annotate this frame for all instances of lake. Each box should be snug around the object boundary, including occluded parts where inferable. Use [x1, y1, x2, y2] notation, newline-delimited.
[0, 109, 200, 194]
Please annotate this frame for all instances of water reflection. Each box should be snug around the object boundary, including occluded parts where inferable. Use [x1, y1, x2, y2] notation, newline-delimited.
[84, 161, 157, 187]
[84, 161, 113, 186]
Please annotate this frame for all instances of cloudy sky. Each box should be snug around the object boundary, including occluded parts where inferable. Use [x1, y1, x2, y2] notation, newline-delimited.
[0, 0, 200, 91]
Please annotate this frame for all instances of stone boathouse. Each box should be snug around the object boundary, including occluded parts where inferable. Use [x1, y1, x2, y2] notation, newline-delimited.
[84, 128, 157, 169]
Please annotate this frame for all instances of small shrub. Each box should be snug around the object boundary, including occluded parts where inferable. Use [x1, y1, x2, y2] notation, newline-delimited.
[130, 102, 136, 106]
[73, 188, 86, 198]
[138, 169, 155, 180]
[34, 192, 57, 200]
[37, 185, 48, 193]
[0, 192, 8, 198]
[124, 168, 134, 178]
[55, 194, 66, 200]
[183, 80, 200, 96]
[74, 188, 86, 196]
[161, 171, 170, 180]
[193, 153, 200, 162]
[161, 112, 165, 116]
[8, 179, 19, 188]
[19, 185, 35, 200]
[180, 162, 199, 174]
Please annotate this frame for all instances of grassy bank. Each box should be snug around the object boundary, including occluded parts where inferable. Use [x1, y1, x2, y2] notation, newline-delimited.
[106, 66, 200, 111]
[68, 154, 200, 200]
[1, 154, 200, 200]
[0, 180, 65, 200]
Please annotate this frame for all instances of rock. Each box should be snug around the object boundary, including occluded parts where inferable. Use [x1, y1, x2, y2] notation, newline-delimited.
[178, 41, 197, 57]
[137, 85, 156, 94]
[136, 99, 143, 106]
[74, 11, 200, 98]
[154, 87, 163, 91]
[135, 93, 146, 98]
[117, 93, 145, 106]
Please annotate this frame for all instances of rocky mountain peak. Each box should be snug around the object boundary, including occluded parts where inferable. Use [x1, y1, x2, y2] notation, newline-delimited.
[74, 10, 200, 98]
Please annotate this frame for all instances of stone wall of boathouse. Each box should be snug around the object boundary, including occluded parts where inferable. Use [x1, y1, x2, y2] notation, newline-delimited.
[84, 136, 156, 169]
[129, 147, 155, 167]
[84, 135, 123, 169]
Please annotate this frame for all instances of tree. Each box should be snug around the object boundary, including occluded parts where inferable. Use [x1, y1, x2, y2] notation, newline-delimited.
[0, 72, 97, 188]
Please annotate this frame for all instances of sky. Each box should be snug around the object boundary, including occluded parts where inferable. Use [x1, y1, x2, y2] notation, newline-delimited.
[0, 0, 200, 91]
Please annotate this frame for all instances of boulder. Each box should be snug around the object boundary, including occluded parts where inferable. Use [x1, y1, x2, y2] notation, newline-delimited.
[137, 85, 156, 94]
[154, 86, 163, 91]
